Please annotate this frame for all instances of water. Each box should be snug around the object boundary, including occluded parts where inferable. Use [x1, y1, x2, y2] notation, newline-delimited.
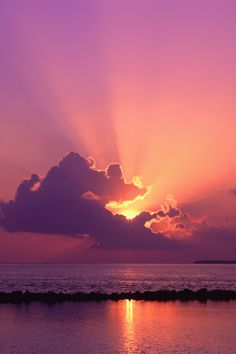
[0, 263, 235, 293]
[0, 300, 235, 353]
[0, 264, 236, 353]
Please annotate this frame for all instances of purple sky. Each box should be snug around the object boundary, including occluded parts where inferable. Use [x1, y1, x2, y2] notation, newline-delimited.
[0, 0, 236, 262]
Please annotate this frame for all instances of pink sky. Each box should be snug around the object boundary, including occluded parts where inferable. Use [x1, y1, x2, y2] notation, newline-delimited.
[0, 0, 236, 262]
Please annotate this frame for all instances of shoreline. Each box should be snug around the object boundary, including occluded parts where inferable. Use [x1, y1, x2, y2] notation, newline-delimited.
[0, 289, 236, 303]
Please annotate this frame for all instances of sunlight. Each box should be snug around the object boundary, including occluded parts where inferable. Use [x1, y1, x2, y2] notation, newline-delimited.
[126, 299, 134, 322]
[106, 200, 141, 220]
[105, 181, 152, 219]
[122, 209, 140, 220]
[124, 299, 135, 352]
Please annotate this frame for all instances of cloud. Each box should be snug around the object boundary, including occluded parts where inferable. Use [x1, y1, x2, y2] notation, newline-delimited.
[229, 189, 236, 196]
[185, 226, 236, 260]
[36, 152, 147, 205]
[1, 151, 236, 259]
[0, 152, 181, 250]
[149, 212, 199, 238]
[146, 195, 195, 238]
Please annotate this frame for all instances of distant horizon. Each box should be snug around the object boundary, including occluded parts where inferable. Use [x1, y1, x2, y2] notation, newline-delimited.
[0, 260, 236, 265]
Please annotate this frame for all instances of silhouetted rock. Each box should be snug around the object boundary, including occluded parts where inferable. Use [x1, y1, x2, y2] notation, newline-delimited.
[0, 289, 235, 303]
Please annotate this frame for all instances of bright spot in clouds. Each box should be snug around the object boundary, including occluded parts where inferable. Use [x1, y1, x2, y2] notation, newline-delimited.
[122, 209, 140, 220]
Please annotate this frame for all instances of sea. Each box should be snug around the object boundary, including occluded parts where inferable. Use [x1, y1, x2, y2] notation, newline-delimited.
[0, 264, 236, 353]
[0, 263, 236, 293]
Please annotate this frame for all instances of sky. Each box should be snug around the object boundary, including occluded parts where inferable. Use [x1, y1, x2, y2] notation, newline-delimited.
[0, 0, 236, 262]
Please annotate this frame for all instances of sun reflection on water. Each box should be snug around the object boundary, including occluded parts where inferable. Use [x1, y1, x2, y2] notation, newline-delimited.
[126, 299, 134, 323]
[124, 299, 135, 352]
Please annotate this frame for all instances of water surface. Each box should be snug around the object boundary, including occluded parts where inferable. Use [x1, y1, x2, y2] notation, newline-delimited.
[0, 300, 235, 353]
[0, 263, 235, 293]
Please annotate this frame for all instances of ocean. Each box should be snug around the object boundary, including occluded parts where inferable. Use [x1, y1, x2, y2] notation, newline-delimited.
[0, 263, 236, 293]
[0, 264, 236, 353]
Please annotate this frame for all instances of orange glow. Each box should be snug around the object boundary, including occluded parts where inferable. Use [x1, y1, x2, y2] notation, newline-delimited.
[125, 299, 134, 322]
[106, 199, 141, 219]
[124, 299, 135, 352]
[122, 209, 140, 220]
[106, 180, 152, 219]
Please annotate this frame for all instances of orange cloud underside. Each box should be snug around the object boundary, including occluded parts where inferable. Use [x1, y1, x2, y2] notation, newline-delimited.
[105, 176, 152, 219]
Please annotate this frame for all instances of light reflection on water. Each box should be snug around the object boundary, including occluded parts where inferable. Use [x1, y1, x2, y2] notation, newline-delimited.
[0, 300, 235, 353]
[125, 300, 134, 353]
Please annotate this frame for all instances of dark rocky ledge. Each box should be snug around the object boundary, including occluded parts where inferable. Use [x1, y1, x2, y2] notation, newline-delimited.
[0, 289, 236, 303]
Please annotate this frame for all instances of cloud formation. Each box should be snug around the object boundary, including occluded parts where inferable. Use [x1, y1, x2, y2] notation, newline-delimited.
[0, 152, 179, 250]
[229, 189, 236, 196]
[1, 151, 236, 259]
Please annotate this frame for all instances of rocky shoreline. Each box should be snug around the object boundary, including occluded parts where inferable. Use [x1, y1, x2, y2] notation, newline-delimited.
[0, 288, 236, 303]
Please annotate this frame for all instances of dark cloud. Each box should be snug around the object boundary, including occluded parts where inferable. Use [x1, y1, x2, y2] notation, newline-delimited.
[1, 152, 236, 258]
[185, 226, 236, 260]
[36, 152, 147, 205]
[229, 189, 236, 196]
[0, 152, 180, 250]
[156, 207, 180, 218]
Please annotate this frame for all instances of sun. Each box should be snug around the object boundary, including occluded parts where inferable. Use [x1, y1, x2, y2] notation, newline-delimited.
[106, 198, 144, 220]
[121, 209, 140, 220]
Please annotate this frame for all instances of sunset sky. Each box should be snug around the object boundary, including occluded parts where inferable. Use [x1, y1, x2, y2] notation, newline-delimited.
[0, 0, 236, 262]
